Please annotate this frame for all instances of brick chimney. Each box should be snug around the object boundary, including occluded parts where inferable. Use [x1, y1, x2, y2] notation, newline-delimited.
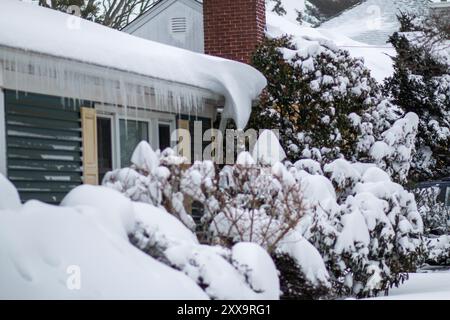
[203, 0, 266, 64]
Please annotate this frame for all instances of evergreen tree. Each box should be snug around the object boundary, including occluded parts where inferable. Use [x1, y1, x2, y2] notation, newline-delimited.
[385, 12, 450, 182]
[248, 36, 383, 164]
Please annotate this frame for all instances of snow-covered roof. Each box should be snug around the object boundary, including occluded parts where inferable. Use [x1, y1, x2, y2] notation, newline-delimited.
[320, 0, 430, 46]
[0, 0, 266, 128]
[266, 10, 396, 82]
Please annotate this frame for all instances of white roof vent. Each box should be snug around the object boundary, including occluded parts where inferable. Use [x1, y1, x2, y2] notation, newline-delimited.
[171, 17, 187, 33]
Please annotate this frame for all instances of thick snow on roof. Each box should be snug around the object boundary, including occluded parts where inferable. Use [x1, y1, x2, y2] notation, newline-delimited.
[266, 9, 396, 82]
[320, 0, 429, 46]
[0, 0, 266, 128]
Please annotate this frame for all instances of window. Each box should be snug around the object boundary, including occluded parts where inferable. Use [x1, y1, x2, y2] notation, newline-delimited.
[119, 119, 149, 167]
[158, 123, 172, 151]
[97, 117, 113, 183]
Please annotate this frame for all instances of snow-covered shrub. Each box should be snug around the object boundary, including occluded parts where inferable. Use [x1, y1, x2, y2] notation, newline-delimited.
[103, 141, 195, 230]
[414, 186, 450, 265]
[249, 35, 418, 184]
[181, 153, 306, 254]
[130, 202, 280, 299]
[287, 160, 424, 298]
[361, 112, 419, 184]
[249, 35, 383, 164]
[425, 235, 450, 265]
[414, 187, 449, 236]
[386, 12, 450, 181]
[274, 230, 331, 299]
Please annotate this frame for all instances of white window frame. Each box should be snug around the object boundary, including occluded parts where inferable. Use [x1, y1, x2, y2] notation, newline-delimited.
[156, 118, 176, 150]
[117, 115, 152, 168]
[0, 64, 6, 176]
[0, 88, 6, 176]
[96, 113, 118, 172]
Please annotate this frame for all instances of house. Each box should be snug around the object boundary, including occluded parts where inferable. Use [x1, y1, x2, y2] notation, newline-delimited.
[0, 0, 266, 204]
[122, 0, 205, 53]
[123, 0, 266, 64]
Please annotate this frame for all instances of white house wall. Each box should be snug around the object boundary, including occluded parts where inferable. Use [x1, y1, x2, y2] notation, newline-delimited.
[124, 0, 205, 53]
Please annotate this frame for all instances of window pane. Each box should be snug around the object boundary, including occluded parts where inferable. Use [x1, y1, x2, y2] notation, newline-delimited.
[158, 123, 171, 151]
[97, 117, 112, 183]
[120, 119, 149, 167]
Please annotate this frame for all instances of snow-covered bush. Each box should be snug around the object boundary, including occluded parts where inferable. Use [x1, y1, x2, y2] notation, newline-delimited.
[102, 139, 424, 299]
[414, 187, 449, 236]
[130, 202, 280, 299]
[274, 230, 331, 299]
[249, 35, 382, 164]
[414, 186, 450, 265]
[103, 142, 196, 230]
[425, 235, 450, 265]
[288, 160, 424, 298]
[386, 12, 450, 181]
[181, 153, 305, 254]
[249, 35, 418, 184]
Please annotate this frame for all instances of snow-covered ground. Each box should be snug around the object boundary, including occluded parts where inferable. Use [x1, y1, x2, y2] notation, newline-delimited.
[371, 270, 450, 300]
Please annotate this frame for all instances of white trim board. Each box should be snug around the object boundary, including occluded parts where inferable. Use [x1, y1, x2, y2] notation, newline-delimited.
[0, 88, 6, 176]
[0, 64, 6, 176]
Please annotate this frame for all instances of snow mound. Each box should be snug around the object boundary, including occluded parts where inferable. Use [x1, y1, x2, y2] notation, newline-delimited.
[231, 242, 280, 299]
[131, 141, 159, 173]
[361, 167, 391, 183]
[164, 243, 279, 300]
[0, 200, 207, 299]
[0, 174, 21, 210]
[61, 185, 135, 239]
[277, 231, 331, 287]
[133, 202, 198, 246]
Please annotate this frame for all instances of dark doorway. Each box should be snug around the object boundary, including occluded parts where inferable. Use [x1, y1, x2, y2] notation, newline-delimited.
[97, 117, 113, 183]
[158, 123, 171, 151]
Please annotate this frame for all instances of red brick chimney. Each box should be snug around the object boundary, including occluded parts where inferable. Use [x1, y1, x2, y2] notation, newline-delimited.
[203, 0, 266, 64]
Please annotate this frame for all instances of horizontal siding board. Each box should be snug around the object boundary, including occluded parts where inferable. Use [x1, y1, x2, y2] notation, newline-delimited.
[19, 191, 68, 204]
[13, 181, 81, 192]
[7, 147, 81, 162]
[8, 170, 82, 183]
[6, 103, 81, 122]
[7, 124, 82, 140]
[6, 114, 81, 131]
[5, 90, 86, 204]
[7, 136, 82, 152]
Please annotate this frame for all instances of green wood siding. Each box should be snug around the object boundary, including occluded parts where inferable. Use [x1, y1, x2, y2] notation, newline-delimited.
[4, 90, 91, 204]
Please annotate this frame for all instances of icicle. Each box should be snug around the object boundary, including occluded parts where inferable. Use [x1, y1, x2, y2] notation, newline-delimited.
[0, 47, 210, 122]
